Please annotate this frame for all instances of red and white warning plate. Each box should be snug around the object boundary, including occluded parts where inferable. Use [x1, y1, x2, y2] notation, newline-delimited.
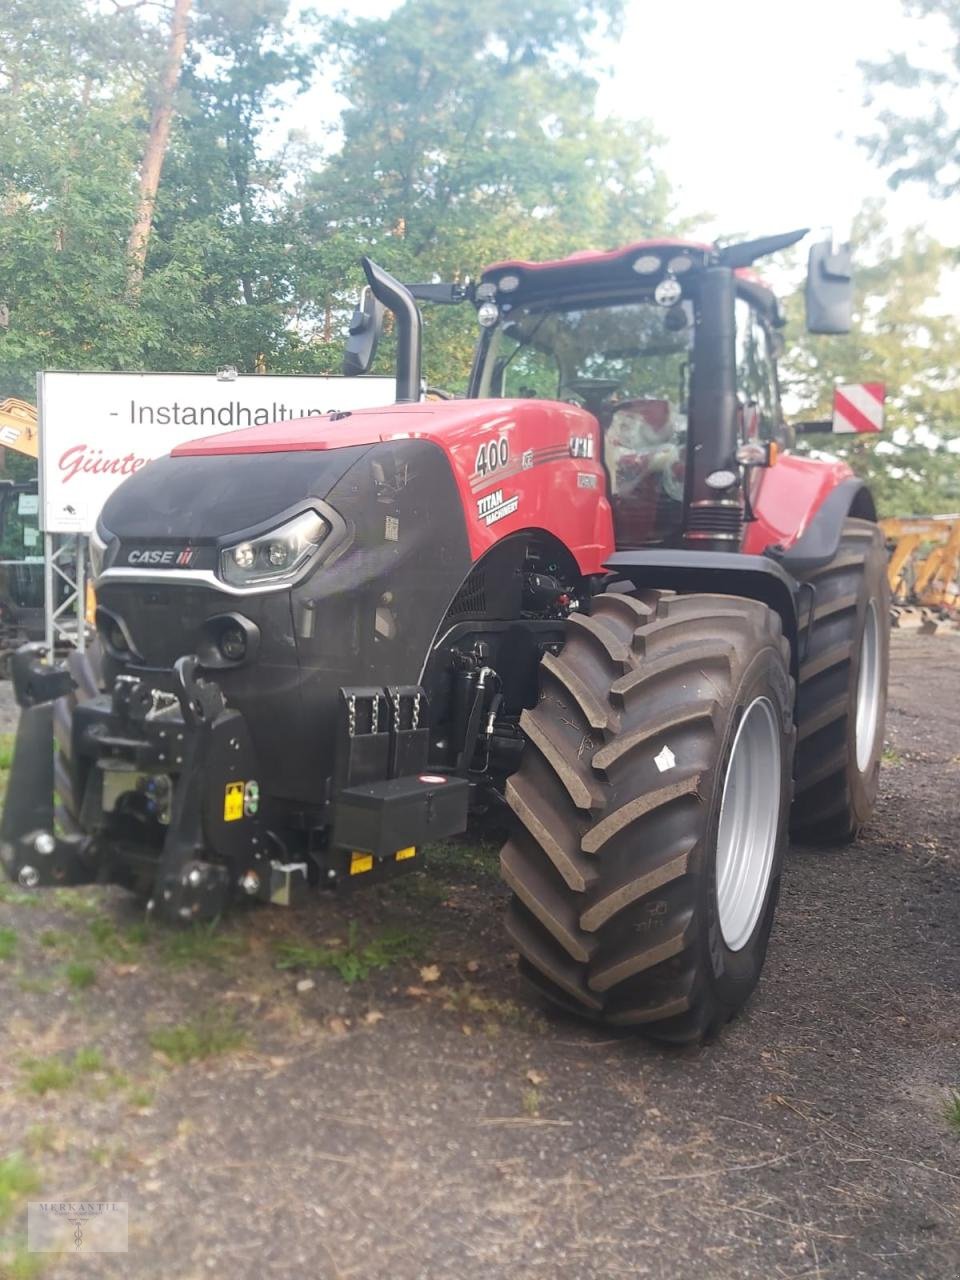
[832, 383, 885, 434]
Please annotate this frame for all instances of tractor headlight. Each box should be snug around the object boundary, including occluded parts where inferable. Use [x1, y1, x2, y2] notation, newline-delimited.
[218, 510, 329, 589]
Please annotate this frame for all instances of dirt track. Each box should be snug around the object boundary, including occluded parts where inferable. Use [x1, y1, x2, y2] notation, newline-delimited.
[0, 629, 958, 1279]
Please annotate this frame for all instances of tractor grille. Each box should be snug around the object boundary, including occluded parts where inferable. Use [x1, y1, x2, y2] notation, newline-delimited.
[449, 568, 487, 617]
[685, 501, 743, 543]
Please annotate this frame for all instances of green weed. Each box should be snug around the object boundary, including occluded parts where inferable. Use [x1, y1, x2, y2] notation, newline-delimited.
[0, 1155, 40, 1227]
[274, 922, 427, 983]
[149, 1014, 247, 1065]
[63, 961, 96, 990]
[156, 921, 247, 969]
[22, 1047, 105, 1096]
[944, 1088, 960, 1134]
[0, 927, 17, 962]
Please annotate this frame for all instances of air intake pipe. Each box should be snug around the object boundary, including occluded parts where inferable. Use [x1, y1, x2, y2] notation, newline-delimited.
[360, 256, 422, 404]
[685, 266, 743, 546]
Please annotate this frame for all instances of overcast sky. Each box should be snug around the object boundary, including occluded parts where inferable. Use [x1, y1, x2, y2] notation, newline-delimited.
[289, 0, 952, 250]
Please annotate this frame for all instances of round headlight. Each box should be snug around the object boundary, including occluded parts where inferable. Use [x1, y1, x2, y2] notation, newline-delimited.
[477, 301, 500, 328]
[233, 543, 256, 569]
[267, 541, 289, 568]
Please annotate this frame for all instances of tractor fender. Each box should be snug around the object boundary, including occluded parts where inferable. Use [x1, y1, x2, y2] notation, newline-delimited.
[766, 477, 877, 577]
[603, 549, 801, 681]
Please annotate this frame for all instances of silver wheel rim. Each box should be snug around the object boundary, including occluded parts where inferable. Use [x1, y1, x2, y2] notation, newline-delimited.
[715, 696, 782, 952]
[855, 601, 881, 774]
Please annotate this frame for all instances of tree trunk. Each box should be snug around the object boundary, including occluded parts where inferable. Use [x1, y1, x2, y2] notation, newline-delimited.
[126, 0, 192, 293]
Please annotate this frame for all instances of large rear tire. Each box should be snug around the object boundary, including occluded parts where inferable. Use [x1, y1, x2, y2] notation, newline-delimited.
[500, 591, 794, 1043]
[792, 519, 890, 844]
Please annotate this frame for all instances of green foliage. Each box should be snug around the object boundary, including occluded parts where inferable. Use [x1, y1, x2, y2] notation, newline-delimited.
[155, 920, 247, 969]
[0, 927, 16, 962]
[22, 1046, 105, 1095]
[273, 922, 428, 983]
[63, 960, 97, 989]
[149, 1013, 246, 1064]
[782, 206, 960, 516]
[306, 0, 672, 388]
[0, 1155, 40, 1227]
[944, 1087, 960, 1133]
[860, 1, 960, 198]
[0, 0, 671, 392]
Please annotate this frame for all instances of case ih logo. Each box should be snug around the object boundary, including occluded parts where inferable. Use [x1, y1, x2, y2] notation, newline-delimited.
[127, 548, 195, 567]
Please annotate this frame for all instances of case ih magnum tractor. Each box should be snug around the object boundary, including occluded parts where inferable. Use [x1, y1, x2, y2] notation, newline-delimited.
[1, 229, 889, 1042]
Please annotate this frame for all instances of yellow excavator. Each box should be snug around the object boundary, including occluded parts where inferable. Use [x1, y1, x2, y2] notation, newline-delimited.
[881, 515, 960, 616]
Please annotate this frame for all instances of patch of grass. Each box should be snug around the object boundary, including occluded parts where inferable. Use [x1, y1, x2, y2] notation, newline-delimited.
[274, 922, 428, 984]
[127, 1084, 154, 1110]
[882, 744, 902, 766]
[944, 1088, 960, 1134]
[22, 1047, 105, 1096]
[37, 930, 69, 951]
[521, 1087, 541, 1117]
[444, 983, 547, 1033]
[157, 921, 247, 969]
[16, 976, 53, 995]
[0, 1155, 40, 1228]
[427, 838, 499, 882]
[0, 1242, 46, 1279]
[50, 888, 103, 917]
[0, 927, 17, 962]
[0, 884, 40, 908]
[149, 1014, 247, 1065]
[63, 961, 96, 990]
[0, 734, 15, 772]
[86, 917, 145, 962]
[23, 1125, 57, 1156]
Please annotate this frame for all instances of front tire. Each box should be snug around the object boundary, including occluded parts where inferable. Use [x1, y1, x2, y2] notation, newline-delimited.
[792, 519, 890, 844]
[500, 591, 794, 1043]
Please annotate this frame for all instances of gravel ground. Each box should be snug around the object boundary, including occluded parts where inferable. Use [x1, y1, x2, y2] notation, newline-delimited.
[0, 629, 958, 1279]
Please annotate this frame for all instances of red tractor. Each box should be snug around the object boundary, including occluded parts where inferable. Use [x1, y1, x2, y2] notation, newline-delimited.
[1, 230, 889, 1043]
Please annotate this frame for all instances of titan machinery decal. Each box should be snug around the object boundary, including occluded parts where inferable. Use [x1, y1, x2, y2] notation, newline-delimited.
[476, 489, 519, 526]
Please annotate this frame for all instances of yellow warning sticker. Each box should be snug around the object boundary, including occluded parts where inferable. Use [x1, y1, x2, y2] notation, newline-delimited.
[395, 847, 416, 862]
[350, 852, 374, 875]
[223, 782, 245, 822]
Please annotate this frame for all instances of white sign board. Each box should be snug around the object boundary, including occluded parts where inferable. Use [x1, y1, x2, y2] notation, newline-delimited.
[37, 371, 396, 533]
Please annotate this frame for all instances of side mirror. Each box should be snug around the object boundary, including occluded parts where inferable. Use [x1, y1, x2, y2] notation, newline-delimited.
[342, 286, 384, 376]
[805, 240, 853, 335]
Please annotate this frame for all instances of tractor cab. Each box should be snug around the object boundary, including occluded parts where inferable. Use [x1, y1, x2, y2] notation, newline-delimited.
[347, 231, 854, 553]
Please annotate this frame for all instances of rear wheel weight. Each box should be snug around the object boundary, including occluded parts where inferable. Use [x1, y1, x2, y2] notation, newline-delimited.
[500, 590, 795, 1043]
[792, 519, 891, 844]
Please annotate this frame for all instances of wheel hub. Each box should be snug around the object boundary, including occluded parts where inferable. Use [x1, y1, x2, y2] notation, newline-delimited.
[855, 601, 882, 773]
[715, 696, 782, 952]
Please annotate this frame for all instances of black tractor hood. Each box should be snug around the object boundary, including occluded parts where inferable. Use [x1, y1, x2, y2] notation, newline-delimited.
[98, 445, 371, 540]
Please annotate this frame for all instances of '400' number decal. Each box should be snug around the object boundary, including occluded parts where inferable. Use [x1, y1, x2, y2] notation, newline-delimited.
[475, 437, 509, 477]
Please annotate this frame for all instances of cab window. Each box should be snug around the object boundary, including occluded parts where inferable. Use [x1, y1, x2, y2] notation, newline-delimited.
[734, 298, 779, 441]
